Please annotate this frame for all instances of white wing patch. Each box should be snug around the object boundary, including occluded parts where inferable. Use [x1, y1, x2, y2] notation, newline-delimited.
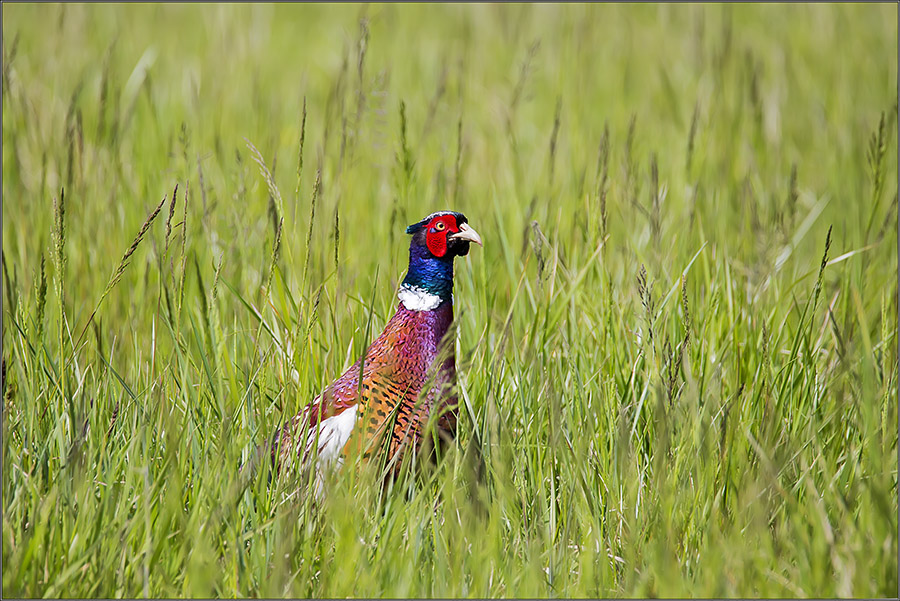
[308, 405, 358, 499]
[310, 404, 358, 466]
[398, 284, 443, 311]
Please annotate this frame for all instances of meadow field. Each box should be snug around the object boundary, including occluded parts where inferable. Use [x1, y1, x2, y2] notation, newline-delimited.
[2, 3, 898, 597]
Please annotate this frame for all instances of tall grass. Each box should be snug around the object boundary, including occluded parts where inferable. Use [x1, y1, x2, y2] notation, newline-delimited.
[2, 3, 898, 597]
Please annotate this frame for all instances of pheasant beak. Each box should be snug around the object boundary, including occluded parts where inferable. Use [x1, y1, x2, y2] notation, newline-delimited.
[450, 223, 483, 246]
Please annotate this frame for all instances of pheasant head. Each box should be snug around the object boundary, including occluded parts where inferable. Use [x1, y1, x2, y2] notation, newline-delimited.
[399, 211, 482, 311]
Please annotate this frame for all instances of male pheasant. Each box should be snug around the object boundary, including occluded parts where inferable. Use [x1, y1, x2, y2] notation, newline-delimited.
[272, 211, 482, 492]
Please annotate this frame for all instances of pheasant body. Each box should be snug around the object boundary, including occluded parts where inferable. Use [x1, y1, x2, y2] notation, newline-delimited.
[272, 211, 481, 489]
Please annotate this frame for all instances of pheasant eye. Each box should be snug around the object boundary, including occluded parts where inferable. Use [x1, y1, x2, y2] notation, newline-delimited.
[434, 222, 446, 231]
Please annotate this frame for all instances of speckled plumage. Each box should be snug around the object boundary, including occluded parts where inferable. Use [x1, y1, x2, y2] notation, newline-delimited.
[275, 302, 457, 467]
[271, 211, 480, 481]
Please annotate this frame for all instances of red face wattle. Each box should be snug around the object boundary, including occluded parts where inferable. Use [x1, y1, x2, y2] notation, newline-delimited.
[424, 214, 460, 258]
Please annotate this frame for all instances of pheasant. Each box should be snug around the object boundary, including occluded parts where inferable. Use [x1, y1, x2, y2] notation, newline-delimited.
[271, 210, 482, 493]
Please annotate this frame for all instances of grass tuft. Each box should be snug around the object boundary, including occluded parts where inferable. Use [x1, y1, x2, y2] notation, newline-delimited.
[398, 99, 414, 184]
[76, 193, 167, 349]
[294, 96, 307, 220]
[164, 183, 178, 252]
[548, 95, 562, 190]
[303, 168, 321, 285]
[34, 253, 47, 341]
[865, 110, 891, 239]
[596, 121, 610, 239]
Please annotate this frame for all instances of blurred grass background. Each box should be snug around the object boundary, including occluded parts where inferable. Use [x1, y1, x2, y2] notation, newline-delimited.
[2, 3, 898, 597]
